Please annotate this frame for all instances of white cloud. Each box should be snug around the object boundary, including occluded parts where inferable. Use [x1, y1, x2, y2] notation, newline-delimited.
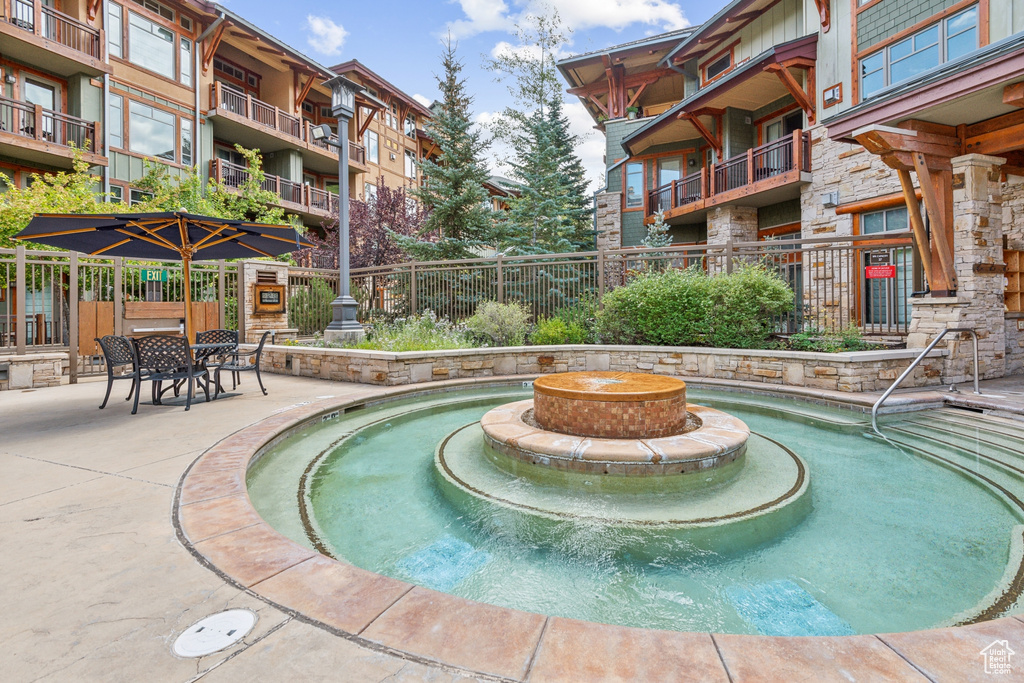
[413, 93, 433, 108]
[449, 0, 688, 39]
[305, 15, 348, 56]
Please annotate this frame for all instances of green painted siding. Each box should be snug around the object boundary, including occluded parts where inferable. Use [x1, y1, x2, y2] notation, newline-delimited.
[623, 211, 646, 246]
[857, 0, 959, 52]
[263, 149, 302, 182]
[668, 223, 707, 244]
[758, 199, 801, 230]
[723, 107, 754, 159]
[752, 96, 796, 124]
[66, 75, 102, 122]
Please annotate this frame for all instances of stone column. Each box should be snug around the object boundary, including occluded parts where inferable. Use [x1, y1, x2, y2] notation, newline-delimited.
[706, 205, 758, 245]
[594, 191, 622, 250]
[907, 153, 1006, 382]
[242, 260, 292, 344]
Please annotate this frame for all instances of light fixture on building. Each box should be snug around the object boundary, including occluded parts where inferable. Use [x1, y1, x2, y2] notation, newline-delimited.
[310, 124, 332, 141]
[4, 74, 15, 84]
[822, 191, 840, 208]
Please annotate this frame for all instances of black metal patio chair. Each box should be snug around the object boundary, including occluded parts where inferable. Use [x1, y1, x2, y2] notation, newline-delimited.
[95, 335, 139, 409]
[193, 328, 239, 395]
[130, 335, 208, 414]
[214, 331, 271, 399]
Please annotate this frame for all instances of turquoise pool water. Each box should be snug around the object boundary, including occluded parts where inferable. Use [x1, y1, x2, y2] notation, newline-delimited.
[247, 386, 1024, 635]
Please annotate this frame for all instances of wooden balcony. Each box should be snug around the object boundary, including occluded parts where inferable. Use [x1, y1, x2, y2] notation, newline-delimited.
[211, 158, 338, 222]
[303, 119, 367, 174]
[647, 130, 812, 222]
[0, 94, 106, 167]
[0, 0, 109, 76]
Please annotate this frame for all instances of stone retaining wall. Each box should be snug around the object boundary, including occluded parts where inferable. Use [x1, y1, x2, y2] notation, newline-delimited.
[0, 353, 65, 390]
[259, 344, 947, 392]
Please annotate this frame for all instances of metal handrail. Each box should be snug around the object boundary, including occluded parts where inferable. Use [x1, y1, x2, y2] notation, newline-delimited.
[871, 327, 981, 432]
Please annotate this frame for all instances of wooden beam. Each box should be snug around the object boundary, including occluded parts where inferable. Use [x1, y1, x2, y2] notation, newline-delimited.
[781, 57, 816, 70]
[896, 169, 933, 287]
[812, 0, 830, 32]
[899, 119, 958, 137]
[294, 73, 316, 114]
[1004, 82, 1024, 109]
[357, 107, 378, 138]
[678, 112, 721, 157]
[690, 107, 726, 117]
[587, 94, 609, 117]
[855, 127, 961, 162]
[913, 153, 958, 292]
[964, 109, 1024, 156]
[201, 21, 231, 74]
[257, 46, 288, 57]
[87, 0, 101, 21]
[764, 64, 815, 124]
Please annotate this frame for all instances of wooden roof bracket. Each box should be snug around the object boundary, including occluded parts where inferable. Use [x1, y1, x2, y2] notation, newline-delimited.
[357, 107, 378, 139]
[1005, 82, 1024, 108]
[895, 169, 933, 287]
[912, 153, 958, 292]
[87, 0, 101, 21]
[201, 20, 231, 74]
[765, 63, 815, 124]
[812, 0, 831, 32]
[294, 72, 316, 114]
[678, 111, 722, 158]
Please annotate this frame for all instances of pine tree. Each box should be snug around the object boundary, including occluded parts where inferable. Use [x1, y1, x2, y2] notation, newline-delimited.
[484, 11, 592, 254]
[396, 37, 493, 261]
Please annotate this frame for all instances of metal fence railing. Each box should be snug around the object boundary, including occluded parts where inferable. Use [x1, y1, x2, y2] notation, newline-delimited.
[1, 247, 238, 382]
[289, 231, 917, 336]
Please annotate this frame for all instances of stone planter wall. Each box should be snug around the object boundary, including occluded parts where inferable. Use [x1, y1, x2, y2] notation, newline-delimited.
[0, 353, 65, 390]
[257, 344, 947, 392]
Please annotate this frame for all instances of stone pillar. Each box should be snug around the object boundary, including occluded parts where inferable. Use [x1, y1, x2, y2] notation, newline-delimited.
[241, 260, 294, 344]
[594, 191, 622, 250]
[907, 153, 1006, 382]
[706, 205, 758, 245]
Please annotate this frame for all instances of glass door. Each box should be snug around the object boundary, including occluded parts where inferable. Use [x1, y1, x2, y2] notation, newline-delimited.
[22, 77, 59, 140]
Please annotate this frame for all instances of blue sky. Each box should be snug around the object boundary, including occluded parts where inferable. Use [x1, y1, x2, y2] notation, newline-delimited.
[227, 0, 718, 191]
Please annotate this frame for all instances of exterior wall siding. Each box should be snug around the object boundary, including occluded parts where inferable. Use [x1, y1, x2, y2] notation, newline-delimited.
[731, 0, 806, 63]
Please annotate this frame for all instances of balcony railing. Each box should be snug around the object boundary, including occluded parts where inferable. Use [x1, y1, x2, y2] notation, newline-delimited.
[211, 82, 302, 141]
[647, 130, 811, 216]
[0, 94, 97, 152]
[304, 120, 366, 166]
[6, 0, 101, 58]
[212, 158, 339, 218]
[349, 140, 365, 165]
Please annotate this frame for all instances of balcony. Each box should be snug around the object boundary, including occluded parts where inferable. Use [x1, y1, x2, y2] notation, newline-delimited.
[211, 158, 339, 222]
[0, 0, 109, 76]
[208, 82, 368, 175]
[647, 131, 811, 222]
[0, 94, 106, 167]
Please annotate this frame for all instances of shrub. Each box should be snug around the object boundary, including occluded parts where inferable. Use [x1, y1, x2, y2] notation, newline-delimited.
[597, 266, 712, 345]
[552, 294, 600, 343]
[706, 263, 794, 349]
[351, 311, 474, 352]
[530, 317, 589, 345]
[465, 301, 530, 346]
[595, 264, 794, 349]
[789, 325, 883, 353]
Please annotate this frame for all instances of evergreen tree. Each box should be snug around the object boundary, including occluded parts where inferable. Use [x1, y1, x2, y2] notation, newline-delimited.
[485, 11, 592, 254]
[396, 37, 493, 261]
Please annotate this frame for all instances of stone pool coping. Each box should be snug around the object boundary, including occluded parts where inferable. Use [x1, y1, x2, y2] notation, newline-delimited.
[175, 376, 1024, 681]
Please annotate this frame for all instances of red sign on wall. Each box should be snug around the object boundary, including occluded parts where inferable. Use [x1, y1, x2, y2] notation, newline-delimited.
[865, 265, 897, 279]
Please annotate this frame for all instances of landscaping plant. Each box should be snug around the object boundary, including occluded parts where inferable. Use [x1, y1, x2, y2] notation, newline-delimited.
[465, 300, 530, 346]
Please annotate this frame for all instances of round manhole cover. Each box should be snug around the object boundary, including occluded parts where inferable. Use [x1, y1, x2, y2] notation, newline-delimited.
[172, 609, 257, 658]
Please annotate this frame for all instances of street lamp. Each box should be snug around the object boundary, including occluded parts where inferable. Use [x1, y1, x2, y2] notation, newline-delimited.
[315, 74, 365, 342]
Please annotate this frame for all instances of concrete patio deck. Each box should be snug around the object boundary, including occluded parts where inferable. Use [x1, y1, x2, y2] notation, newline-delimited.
[4, 373, 1024, 681]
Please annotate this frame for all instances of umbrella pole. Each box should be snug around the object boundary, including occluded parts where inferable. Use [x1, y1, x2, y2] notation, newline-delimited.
[182, 254, 194, 343]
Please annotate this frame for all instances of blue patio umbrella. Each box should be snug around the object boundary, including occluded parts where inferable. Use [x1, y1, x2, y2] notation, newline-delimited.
[14, 211, 313, 341]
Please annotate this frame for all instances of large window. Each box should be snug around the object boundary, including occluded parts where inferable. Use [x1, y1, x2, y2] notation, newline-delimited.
[861, 207, 914, 330]
[127, 10, 175, 79]
[109, 93, 124, 149]
[624, 162, 643, 208]
[704, 53, 731, 82]
[365, 130, 379, 164]
[405, 150, 417, 179]
[364, 182, 377, 201]
[128, 100, 175, 160]
[108, 3, 123, 59]
[179, 37, 192, 87]
[180, 118, 193, 166]
[656, 156, 683, 187]
[404, 114, 416, 138]
[860, 6, 978, 98]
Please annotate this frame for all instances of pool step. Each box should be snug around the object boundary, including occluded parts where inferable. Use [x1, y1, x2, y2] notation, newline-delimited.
[725, 579, 855, 637]
[692, 393, 868, 432]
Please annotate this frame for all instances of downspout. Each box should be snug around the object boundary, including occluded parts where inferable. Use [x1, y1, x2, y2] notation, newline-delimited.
[101, 0, 110, 199]
[195, 13, 226, 186]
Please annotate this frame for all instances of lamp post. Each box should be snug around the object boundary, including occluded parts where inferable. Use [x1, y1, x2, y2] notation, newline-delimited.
[312, 74, 365, 342]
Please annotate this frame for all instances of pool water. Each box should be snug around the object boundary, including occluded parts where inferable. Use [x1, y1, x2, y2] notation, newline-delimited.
[247, 386, 1024, 636]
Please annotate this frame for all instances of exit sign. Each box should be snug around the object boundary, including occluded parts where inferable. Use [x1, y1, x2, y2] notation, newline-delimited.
[865, 265, 896, 279]
[141, 270, 168, 282]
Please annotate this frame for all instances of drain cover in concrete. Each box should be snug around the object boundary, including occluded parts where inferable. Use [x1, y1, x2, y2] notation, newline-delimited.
[173, 609, 257, 657]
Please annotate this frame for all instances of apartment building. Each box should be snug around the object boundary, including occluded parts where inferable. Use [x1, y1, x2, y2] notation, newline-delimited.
[0, 0, 427, 233]
[560, 0, 1024, 375]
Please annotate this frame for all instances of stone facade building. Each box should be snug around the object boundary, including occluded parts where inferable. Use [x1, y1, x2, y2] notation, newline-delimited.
[558, 0, 1024, 379]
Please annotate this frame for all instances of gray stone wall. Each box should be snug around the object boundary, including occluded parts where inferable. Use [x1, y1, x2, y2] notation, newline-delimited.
[857, 0, 959, 52]
[707, 206, 758, 245]
[595, 192, 622, 250]
[0, 353, 65, 391]
[1003, 174, 1024, 249]
[260, 344, 946, 393]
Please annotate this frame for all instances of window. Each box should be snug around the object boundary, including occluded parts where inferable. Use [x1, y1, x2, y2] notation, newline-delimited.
[129, 188, 153, 205]
[128, 11, 175, 79]
[861, 207, 914, 329]
[404, 114, 416, 138]
[405, 150, 417, 179]
[705, 53, 731, 82]
[131, 0, 173, 21]
[108, 3, 123, 59]
[180, 118, 193, 166]
[365, 130, 378, 163]
[624, 162, 643, 208]
[128, 100, 175, 161]
[109, 185, 124, 203]
[179, 37, 192, 87]
[406, 197, 417, 216]
[860, 6, 978, 98]
[109, 93, 124, 149]
[179, 15, 191, 31]
[320, 106, 333, 118]
[862, 206, 908, 234]
[364, 183, 377, 201]
[657, 156, 683, 187]
[822, 83, 842, 108]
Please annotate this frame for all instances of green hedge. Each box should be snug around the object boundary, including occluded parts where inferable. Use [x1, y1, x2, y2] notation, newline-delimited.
[597, 264, 793, 349]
